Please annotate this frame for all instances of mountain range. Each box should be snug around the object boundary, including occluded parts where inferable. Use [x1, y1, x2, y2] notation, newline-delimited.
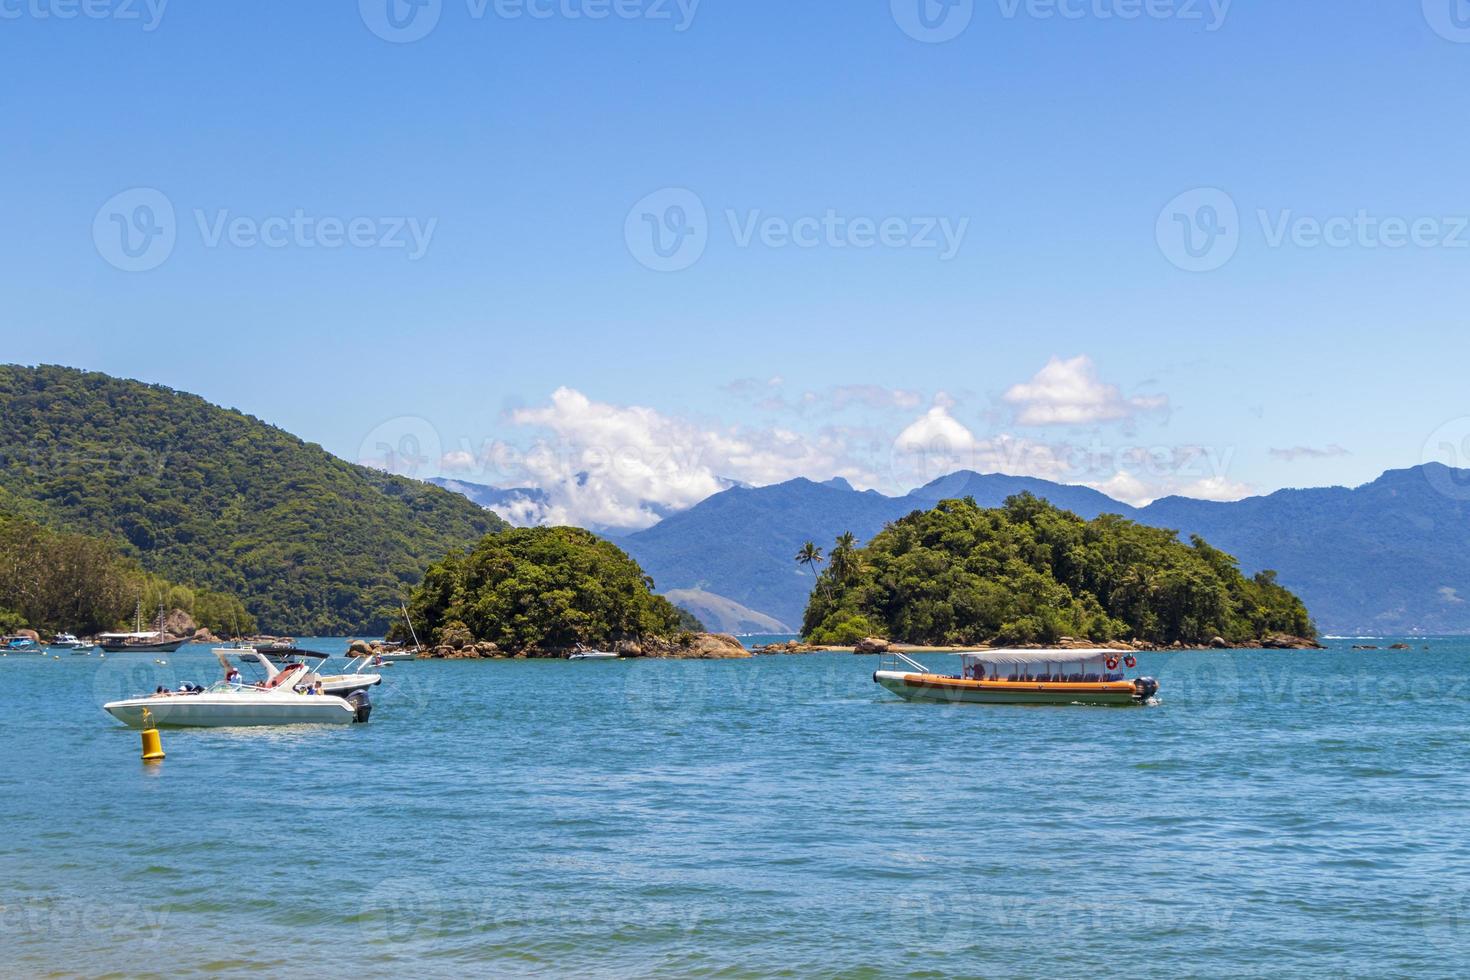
[585, 467, 1470, 635]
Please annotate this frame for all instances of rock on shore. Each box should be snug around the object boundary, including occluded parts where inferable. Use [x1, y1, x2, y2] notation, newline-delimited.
[639, 633, 751, 659]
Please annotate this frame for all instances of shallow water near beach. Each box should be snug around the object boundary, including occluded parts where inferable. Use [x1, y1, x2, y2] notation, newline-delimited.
[4, 637, 1470, 977]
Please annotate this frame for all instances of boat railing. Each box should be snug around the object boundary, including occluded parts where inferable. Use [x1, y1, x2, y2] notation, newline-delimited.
[878, 650, 932, 675]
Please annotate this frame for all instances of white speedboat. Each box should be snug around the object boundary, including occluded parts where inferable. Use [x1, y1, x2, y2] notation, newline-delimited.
[102, 650, 367, 728]
[50, 633, 91, 652]
[259, 649, 384, 697]
[569, 645, 619, 661]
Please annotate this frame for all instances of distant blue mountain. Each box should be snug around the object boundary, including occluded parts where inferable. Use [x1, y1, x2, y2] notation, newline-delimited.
[615, 466, 1470, 635]
[428, 478, 548, 516]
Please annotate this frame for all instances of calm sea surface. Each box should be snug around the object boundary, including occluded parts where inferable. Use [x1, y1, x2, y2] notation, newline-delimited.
[4, 637, 1470, 977]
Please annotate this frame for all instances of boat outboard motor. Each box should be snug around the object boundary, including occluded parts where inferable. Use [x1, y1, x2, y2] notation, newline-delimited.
[1132, 676, 1160, 700]
[346, 689, 372, 723]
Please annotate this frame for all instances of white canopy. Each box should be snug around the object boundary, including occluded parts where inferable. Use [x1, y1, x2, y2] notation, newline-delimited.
[959, 649, 1119, 667]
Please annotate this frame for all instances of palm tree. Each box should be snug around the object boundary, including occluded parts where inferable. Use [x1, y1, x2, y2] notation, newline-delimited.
[795, 541, 824, 583]
[830, 531, 858, 584]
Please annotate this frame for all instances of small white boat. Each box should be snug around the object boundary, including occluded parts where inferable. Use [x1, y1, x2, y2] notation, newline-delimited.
[569, 645, 619, 661]
[49, 633, 92, 652]
[102, 650, 368, 728]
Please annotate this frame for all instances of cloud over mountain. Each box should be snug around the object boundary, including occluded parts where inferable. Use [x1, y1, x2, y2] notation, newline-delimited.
[1002, 355, 1168, 426]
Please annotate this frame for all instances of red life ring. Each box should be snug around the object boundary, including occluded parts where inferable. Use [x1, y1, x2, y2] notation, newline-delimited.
[1124, 654, 1137, 669]
[1106, 656, 1120, 671]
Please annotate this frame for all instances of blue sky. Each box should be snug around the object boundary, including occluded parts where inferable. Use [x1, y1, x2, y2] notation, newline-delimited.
[5, 1, 1470, 528]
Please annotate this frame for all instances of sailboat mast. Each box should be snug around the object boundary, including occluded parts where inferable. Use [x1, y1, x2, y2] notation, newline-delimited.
[401, 602, 423, 649]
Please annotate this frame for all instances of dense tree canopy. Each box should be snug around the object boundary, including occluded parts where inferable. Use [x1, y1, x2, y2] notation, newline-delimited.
[397, 526, 688, 653]
[0, 365, 505, 633]
[801, 495, 1314, 646]
[0, 514, 254, 635]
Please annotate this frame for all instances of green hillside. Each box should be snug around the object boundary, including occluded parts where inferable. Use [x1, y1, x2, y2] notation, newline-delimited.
[0, 365, 507, 634]
[0, 513, 254, 636]
[801, 494, 1314, 646]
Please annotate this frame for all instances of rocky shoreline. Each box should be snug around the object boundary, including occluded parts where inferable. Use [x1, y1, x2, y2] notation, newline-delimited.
[751, 633, 1325, 655]
[406, 632, 753, 661]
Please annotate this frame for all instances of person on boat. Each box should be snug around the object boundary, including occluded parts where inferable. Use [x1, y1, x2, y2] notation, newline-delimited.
[226, 668, 243, 687]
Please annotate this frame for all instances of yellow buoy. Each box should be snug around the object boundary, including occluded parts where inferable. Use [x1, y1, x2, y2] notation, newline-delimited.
[140, 709, 164, 762]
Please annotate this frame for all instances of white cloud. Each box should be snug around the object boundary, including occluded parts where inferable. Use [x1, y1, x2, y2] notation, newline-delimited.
[426, 390, 1250, 530]
[1003, 355, 1168, 426]
[500, 388, 877, 530]
[893, 405, 978, 454]
[439, 450, 476, 472]
[1173, 476, 1253, 502]
[892, 407, 1072, 486]
[1084, 472, 1253, 507]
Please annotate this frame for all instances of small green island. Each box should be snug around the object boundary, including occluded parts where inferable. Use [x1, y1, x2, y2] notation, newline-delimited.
[393, 525, 742, 658]
[799, 494, 1316, 650]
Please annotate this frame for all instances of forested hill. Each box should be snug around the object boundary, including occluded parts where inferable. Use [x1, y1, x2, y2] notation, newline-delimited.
[0, 365, 507, 634]
[801, 495, 1314, 647]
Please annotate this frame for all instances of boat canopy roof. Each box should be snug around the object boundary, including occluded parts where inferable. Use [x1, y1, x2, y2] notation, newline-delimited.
[959, 649, 1120, 666]
[258, 648, 329, 661]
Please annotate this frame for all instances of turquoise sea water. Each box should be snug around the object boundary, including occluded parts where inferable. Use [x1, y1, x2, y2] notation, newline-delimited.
[4, 637, 1470, 977]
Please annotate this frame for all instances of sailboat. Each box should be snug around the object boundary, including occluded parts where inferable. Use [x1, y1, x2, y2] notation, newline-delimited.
[371, 603, 423, 663]
[96, 599, 187, 653]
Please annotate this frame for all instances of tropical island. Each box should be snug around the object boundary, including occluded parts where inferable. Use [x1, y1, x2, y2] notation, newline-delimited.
[391, 526, 749, 659]
[797, 495, 1317, 650]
